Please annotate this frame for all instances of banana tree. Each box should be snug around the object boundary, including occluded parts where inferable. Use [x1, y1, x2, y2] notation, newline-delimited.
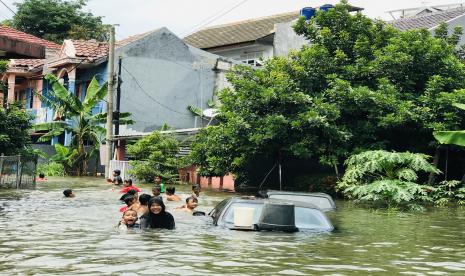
[35, 74, 133, 175]
[433, 103, 465, 147]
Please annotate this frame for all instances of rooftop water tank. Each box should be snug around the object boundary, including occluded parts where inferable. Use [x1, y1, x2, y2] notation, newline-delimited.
[320, 4, 334, 11]
[300, 7, 316, 20]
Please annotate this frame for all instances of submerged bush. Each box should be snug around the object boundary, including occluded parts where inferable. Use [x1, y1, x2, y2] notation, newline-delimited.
[37, 162, 65, 177]
[337, 150, 440, 208]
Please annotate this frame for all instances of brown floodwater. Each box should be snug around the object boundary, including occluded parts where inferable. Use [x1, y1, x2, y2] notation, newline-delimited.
[0, 177, 465, 275]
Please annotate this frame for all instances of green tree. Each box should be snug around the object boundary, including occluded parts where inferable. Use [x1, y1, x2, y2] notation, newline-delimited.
[35, 74, 132, 175]
[127, 131, 181, 183]
[0, 103, 33, 155]
[189, 1, 465, 189]
[11, 0, 108, 43]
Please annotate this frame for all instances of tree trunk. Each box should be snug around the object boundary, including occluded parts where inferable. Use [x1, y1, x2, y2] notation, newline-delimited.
[428, 146, 441, 185]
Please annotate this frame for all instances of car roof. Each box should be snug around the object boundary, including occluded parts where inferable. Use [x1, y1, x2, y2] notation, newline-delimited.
[265, 190, 336, 211]
[229, 197, 322, 209]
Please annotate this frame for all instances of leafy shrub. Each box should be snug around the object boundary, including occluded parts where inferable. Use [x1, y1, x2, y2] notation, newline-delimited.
[430, 180, 465, 206]
[337, 150, 440, 208]
[37, 162, 65, 177]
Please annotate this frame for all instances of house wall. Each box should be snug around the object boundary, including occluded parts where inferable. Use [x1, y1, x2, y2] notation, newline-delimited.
[179, 166, 235, 191]
[273, 21, 309, 57]
[115, 27, 220, 134]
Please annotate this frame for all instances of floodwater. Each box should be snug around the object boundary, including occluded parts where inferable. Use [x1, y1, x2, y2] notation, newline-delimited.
[1, 178, 465, 275]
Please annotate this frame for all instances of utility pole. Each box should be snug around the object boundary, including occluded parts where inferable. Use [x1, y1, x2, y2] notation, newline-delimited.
[105, 26, 115, 178]
[114, 57, 122, 136]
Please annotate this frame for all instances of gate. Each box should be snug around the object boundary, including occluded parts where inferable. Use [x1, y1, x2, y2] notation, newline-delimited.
[0, 154, 38, 189]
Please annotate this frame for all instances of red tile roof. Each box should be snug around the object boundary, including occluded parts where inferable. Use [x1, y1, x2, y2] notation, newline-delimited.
[72, 40, 108, 60]
[9, 59, 45, 69]
[0, 26, 60, 50]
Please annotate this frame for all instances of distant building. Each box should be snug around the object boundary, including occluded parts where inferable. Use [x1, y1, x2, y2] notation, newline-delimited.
[390, 5, 465, 45]
[184, 5, 363, 65]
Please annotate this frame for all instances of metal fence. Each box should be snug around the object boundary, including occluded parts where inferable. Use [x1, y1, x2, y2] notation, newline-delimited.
[0, 154, 38, 189]
[108, 160, 132, 180]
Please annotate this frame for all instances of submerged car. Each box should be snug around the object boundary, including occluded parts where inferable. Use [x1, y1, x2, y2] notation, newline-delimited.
[209, 196, 334, 232]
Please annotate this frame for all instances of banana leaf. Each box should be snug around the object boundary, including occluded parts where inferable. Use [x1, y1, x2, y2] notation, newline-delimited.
[433, 130, 465, 147]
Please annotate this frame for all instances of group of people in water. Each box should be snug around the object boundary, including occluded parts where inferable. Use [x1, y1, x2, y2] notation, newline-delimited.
[59, 169, 203, 230]
[112, 170, 202, 231]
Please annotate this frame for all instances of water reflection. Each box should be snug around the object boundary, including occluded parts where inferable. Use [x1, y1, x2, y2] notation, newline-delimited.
[1, 177, 465, 274]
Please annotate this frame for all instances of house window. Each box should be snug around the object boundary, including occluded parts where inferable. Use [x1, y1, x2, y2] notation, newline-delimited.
[240, 52, 264, 67]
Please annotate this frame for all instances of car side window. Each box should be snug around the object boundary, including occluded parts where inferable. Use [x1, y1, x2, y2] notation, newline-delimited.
[210, 199, 230, 219]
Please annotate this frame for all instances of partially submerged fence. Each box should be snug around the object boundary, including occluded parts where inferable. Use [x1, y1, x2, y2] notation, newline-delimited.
[108, 160, 132, 180]
[0, 154, 38, 189]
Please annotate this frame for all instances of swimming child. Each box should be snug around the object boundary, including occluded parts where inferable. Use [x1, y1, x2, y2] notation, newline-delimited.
[110, 170, 123, 186]
[36, 173, 47, 182]
[63, 189, 75, 198]
[154, 175, 166, 193]
[140, 197, 175, 230]
[152, 184, 162, 200]
[118, 209, 140, 230]
[176, 196, 198, 213]
[192, 184, 201, 198]
[119, 179, 141, 194]
[132, 194, 151, 217]
[166, 187, 182, 201]
[119, 192, 139, 213]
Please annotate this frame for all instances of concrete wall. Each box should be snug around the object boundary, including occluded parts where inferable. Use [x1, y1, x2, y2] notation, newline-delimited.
[115, 27, 221, 134]
[273, 20, 309, 57]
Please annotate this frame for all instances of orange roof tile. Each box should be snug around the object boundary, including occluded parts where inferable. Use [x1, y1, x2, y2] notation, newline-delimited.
[0, 26, 60, 50]
[72, 40, 108, 60]
[9, 59, 45, 69]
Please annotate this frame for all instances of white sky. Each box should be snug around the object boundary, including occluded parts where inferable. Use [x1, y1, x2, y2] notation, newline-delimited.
[0, 0, 463, 39]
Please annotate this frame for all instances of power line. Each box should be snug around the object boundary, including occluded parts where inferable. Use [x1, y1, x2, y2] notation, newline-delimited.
[180, 0, 250, 38]
[0, 0, 15, 15]
[121, 64, 192, 117]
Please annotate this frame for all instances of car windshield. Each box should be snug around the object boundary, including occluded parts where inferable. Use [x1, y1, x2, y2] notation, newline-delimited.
[223, 202, 332, 230]
[294, 207, 332, 230]
[268, 194, 334, 210]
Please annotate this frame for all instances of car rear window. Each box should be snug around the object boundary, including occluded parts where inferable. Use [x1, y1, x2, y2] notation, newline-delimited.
[223, 202, 263, 225]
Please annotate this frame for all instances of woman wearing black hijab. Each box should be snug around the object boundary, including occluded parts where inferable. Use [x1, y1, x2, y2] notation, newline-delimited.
[140, 197, 175, 230]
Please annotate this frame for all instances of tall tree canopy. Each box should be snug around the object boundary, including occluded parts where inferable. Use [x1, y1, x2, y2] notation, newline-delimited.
[0, 103, 33, 156]
[10, 0, 107, 43]
[189, 0, 465, 187]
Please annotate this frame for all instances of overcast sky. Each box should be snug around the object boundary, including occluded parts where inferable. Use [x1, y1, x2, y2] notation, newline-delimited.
[0, 0, 463, 39]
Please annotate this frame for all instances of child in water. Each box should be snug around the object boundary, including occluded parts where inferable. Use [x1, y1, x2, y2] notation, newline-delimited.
[176, 196, 198, 213]
[119, 179, 141, 194]
[152, 184, 162, 200]
[166, 187, 181, 201]
[154, 175, 165, 193]
[118, 209, 140, 230]
[63, 189, 75, 198]
[36, 173, 47, 182]
[109, 170, 123, 186]
[192, 184, 201, 198]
